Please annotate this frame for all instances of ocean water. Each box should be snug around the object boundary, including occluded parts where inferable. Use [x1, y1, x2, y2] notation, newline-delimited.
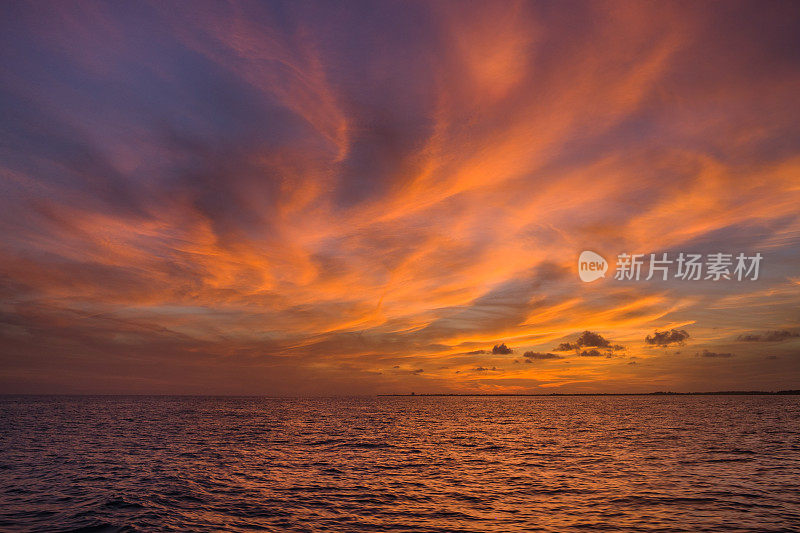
[1, 395, 799, 532]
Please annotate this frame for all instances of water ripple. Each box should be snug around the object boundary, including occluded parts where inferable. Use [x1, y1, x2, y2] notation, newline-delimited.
[1, 395, 799, 532]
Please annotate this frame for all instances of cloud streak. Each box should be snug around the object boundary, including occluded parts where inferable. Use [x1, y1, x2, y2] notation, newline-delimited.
[737, 331, 799, 342]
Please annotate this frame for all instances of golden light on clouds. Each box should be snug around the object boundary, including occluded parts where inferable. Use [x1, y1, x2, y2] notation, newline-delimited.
[0, 1, 798, 394]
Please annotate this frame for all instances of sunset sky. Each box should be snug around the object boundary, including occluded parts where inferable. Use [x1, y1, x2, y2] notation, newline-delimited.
[1, 1, 799, 394]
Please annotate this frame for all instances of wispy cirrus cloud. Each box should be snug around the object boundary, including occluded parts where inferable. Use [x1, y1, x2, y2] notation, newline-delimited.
[0, 1, 799, 394]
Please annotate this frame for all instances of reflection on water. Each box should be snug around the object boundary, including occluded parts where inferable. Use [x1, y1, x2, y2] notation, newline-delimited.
[1, 395, 799, 532]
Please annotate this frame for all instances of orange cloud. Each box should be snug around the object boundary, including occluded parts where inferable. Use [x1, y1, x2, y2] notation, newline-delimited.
[1, 1, 799, 394]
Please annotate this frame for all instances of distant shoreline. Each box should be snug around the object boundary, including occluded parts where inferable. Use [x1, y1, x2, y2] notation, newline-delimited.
[379, 390, 800, 397]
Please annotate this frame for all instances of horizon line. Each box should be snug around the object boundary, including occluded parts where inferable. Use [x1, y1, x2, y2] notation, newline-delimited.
[1, 390, 800, 398]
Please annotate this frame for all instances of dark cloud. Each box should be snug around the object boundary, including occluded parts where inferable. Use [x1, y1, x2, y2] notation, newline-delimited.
[523, 351, 563, 360]
[473, 366, 497, 372]
[553, 331, 623, 357]
[492, 343, 513, 354]
[645, 329, 690, 346]
[554, 331, 611, 351]
[575, 331, 611, 348]
[411, 368, 424, 374]
[697, 350, 733, 358]
[737, 330, 799, 342]
[464, 349, 489, 355]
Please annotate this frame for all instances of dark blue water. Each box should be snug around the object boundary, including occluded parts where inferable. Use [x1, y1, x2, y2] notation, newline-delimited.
[1, 395, 799, 532]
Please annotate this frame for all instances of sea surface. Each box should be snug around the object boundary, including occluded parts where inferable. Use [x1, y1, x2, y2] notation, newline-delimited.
[1, 395, 799, 532]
